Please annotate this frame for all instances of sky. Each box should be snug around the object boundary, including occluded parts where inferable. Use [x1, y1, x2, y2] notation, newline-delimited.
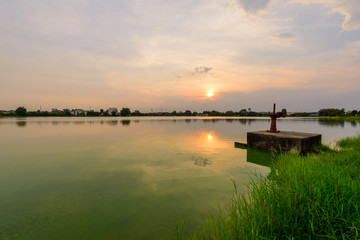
[1, 0, 360, 112]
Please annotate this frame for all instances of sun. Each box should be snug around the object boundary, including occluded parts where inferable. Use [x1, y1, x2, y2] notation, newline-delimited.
[207, 92, 214, 98]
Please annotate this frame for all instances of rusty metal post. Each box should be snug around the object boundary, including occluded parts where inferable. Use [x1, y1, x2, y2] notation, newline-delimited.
[268, 103, 287, 133]
[269, 103, 279, 133]
[273, 103, 275, 115]
[269, 115, 278, 133]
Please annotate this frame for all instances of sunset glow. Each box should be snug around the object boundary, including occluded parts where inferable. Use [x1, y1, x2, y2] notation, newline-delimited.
[207, 92, 214, 98]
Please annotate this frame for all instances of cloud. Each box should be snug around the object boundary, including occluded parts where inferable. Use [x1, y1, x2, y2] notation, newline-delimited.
[194, 66, 212, 74]
[270, 32, 295, 41]
[332, 1, 360, 31]
[235, 0, 271, 13]
[293, 0, 360, 31]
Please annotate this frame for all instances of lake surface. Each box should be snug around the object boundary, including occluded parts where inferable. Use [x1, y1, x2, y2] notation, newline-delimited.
[1, 117, 359, 239]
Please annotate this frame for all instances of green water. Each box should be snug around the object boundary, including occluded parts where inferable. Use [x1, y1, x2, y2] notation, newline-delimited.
[0, 117, 359, 239]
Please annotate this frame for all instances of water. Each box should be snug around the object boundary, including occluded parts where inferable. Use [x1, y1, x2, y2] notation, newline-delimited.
[0, 117, 359, 239]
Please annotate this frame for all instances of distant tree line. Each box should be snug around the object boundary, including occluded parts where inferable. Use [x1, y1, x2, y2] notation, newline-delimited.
[1, 107, 271, 117]
[0, 107, 134, 117]
[318, 108, 345, 117]
[120, 108, 269, 117]
[318, 108, 359, 117]
[1, 106, 358, 117]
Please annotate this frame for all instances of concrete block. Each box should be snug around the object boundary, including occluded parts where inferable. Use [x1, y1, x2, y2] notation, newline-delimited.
[247, 130, 322, 154]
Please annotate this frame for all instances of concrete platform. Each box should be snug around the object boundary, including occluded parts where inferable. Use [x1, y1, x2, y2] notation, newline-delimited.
[247, 130, 322, 154]
[234, 141, 248, 148]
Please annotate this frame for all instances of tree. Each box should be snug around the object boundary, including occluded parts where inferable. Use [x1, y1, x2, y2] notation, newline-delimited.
[120, 108, 131, 116]
[15, 106, 27, 116]
[87, 110, 100, 116]
[319, 108, 344, 117]
[185, 110, 192, 116]
[239, 109, 247, 116]
[248, 111, 257, 116]
[63, 109, 71, 116]
[225, 111, 234, 116]
[350, 110, 358, 116]
[132, 110, 141, 116]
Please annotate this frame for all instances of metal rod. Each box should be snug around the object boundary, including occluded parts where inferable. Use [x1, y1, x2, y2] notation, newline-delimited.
[273, 103, 276, 115]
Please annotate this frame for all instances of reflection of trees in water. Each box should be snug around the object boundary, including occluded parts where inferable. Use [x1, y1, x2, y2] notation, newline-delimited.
[350, 121, 358, 127]
[106, 120, 118, 126]
[7, 117, 275, 127]
[239, 119, 247, 125]
[239, 119, 257, 125]
[198, 118, 261, 125]
[318, 119, 345, 128]
[300, 118, 318, 123]
[92, 118, 273, 124]
[34, 121, 49, 125]
[121, 120, 131, 126]
[202, 119, 221, 123]
[73, 121, 86, 125]
[192, 155, 211, 167]
[16, 121, 27, 128]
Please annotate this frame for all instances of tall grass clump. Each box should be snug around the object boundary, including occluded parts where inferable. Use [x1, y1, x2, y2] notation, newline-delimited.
[178, 135, 360, 239]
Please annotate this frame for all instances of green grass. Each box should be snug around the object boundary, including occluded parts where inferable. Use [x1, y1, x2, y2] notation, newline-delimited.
[178, 135, 360, 239]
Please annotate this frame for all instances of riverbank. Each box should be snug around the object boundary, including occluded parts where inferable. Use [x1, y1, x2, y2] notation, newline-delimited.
[178, 135, 360, 239]
[318, 116, 360, 121]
